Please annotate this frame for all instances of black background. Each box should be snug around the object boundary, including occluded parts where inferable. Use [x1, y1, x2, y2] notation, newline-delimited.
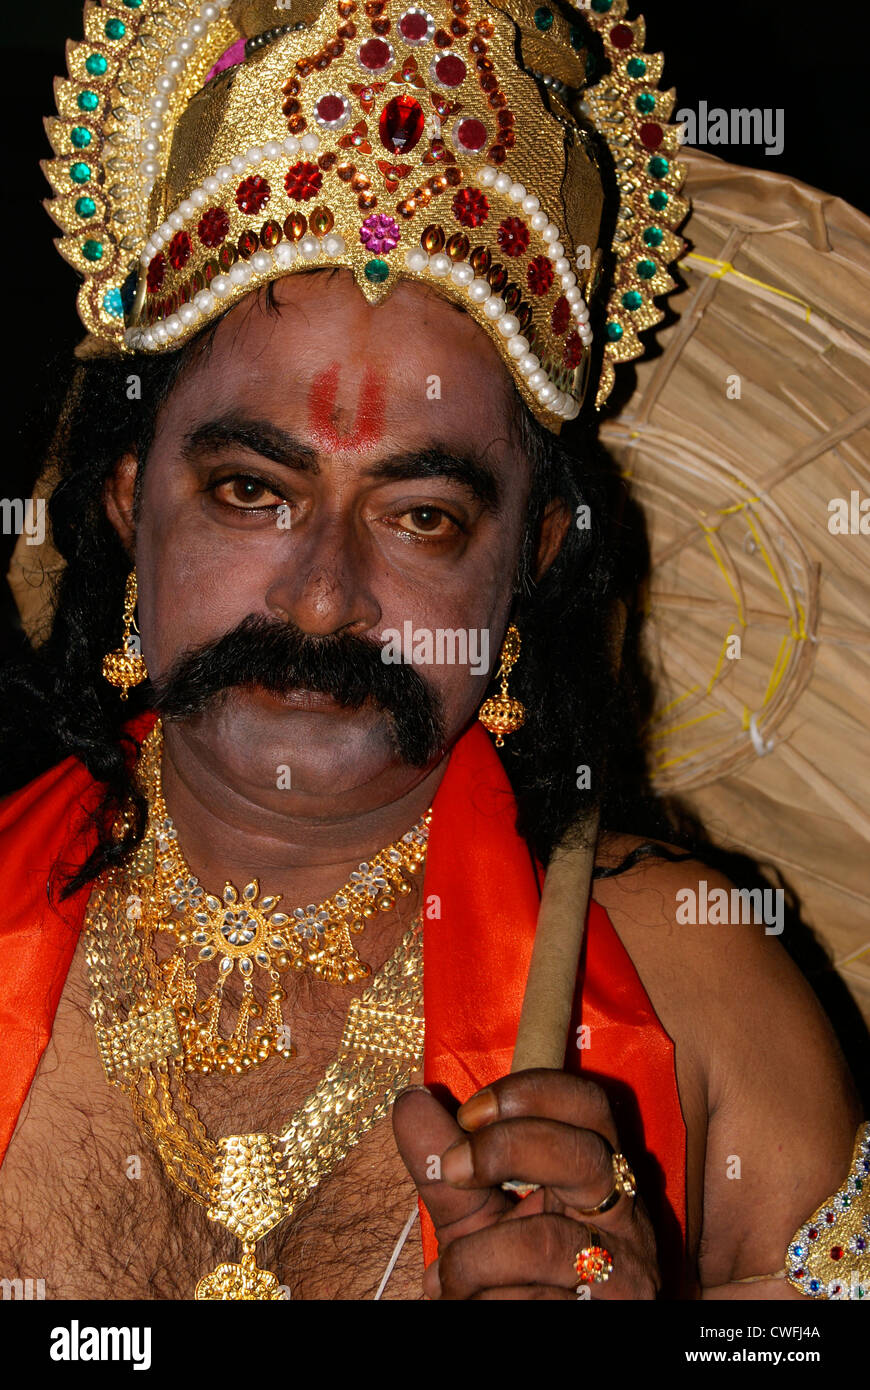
[1, 0, 868, 656]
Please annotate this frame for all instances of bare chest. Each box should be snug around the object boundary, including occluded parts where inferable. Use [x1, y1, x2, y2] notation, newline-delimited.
[0, 945, 424, 1301]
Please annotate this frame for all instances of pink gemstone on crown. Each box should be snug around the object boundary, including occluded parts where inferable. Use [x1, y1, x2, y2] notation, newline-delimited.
[360, 213, 401, 254]
[399, 7, 434, 43]
[453, 116, 487, 152]
[358, 37, 394, 72]
[431, 52, 466, 87]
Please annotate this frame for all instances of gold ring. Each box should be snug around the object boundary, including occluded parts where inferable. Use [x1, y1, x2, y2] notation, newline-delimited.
[577, 1151, 637, 1216]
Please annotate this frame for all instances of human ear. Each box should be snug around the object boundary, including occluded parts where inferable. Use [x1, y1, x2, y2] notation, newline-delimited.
[103, 451, 139, 556]
[533, 498, 572, 581]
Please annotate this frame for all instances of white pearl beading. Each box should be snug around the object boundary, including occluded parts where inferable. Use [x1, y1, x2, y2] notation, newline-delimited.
[128, 149, 588, 421]
[137, 1, 235, 202]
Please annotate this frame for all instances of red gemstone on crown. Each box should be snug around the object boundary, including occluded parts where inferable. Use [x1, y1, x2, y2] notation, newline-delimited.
[497, 216, 529, 258]
[527, 255, 554, 296]
[454, 117, 486, 151]
[830, 1246, 844, 1260]
[235, 175, 271, 214]
[807, 1227, 819, 1240]
[551, 295, 570, 334]
[358, 37, 393, 70]
[167, 231, 192, 270]
[452, 186, 489, 228]
[563, 331, 583, 368]
[433, 53, 466, 86]
[609, 24, 634, 48]
[399, 9, 430, 40]
[379, 94, 425, 153]
[146, 253, 166, 293]
[197, 206, 230, 248]
[316, 94, 347, 124]
[284, 161, 323, 201]
[639, 122, 663, 149]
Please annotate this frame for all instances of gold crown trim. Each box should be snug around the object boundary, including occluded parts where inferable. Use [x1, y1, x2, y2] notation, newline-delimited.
[44, 0, 687, 425]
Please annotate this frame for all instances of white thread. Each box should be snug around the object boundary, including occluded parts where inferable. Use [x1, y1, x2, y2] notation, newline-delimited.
[748, 712, 775, 756]
[374, 1204, 419, 1301]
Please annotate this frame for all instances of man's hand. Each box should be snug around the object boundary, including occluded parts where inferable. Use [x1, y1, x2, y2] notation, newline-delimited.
[393, 1069, 661, 1300]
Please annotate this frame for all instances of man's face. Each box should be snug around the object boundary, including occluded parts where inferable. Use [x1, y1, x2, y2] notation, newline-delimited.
[108, 270, 562, 818]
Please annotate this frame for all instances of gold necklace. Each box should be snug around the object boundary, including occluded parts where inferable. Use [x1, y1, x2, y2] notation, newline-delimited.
[84, 847, 425, 1299]
[132, 720, 430, 1075]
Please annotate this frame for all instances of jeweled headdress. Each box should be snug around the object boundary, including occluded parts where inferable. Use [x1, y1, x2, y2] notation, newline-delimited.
[45, 0, 686, 429]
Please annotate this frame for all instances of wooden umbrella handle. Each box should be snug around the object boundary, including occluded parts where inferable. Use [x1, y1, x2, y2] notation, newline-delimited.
[510, 811, 599, 1073]
[508, 599, 624, 1074]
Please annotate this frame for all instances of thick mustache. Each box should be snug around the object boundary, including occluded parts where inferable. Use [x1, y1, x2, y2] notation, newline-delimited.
[147, 614, 446, 767]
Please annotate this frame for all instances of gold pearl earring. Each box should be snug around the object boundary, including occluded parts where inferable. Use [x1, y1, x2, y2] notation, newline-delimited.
[478, 623, 526, 747]
[102, 569, 148, 700]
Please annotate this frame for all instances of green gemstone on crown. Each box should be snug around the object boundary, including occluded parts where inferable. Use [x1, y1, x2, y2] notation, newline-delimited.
[643, 226, 664, 248]
[70, 162, 91, 184]
[104, 18, 126, 39]
[533, 6, 554, 30]
[636, 259, 656, 279]
[75, 196, 97, 219]
[591, 0, 612, 11]
[647, 155, 669, 179]
[621, 291, 643, 311]
[77, 90, 99, 112]
[606, 321, 623, 341]
[85, 53, 108, 76]
[82, 239, 103, 262]
[71, 126, 92, 148]
[627, 57, 647, 78]
[569, 24, 584, 50]
[636, 93, 655, 114]
[364, 257, 390, 283]
[649, 190, 669, 210]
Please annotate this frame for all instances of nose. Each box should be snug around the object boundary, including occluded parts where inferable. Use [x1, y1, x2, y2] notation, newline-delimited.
[264, 510, 381, 639]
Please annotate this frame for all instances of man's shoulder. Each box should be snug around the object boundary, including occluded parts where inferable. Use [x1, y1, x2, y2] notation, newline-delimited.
[592, 832, 858, 1122]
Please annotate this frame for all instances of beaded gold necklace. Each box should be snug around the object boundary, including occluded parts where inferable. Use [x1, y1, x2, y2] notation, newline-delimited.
[131, 720, 430, 1075]
[83, 723, 428, 1298]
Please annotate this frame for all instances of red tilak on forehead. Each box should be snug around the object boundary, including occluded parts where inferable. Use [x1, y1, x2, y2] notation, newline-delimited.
[307, 360, 386, 452]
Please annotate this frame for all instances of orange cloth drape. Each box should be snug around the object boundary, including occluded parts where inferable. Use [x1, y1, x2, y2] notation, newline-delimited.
[0, 715, 687, 1292]
[422, 722, 687, 1291]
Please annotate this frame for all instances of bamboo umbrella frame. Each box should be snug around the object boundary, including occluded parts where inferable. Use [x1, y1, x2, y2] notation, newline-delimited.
[600, 149, 870, 1024]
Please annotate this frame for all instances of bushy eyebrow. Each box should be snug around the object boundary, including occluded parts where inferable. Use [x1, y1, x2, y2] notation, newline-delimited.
[180, 415, 502, 509]
[180, 415, 319, 472]
[362, 448, 500, 511]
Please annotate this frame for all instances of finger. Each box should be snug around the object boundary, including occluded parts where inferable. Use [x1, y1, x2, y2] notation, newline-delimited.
[442, 1116, 617, 1212]
[429, 1212, 602, 1300]
[392, 1086, 509, 1240]
[457, 1069, 618, 1146]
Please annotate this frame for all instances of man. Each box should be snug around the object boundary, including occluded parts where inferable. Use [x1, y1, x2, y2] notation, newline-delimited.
[0, 0, 864, 1300]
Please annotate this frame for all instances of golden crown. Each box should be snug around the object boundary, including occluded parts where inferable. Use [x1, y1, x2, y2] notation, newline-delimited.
[45, 0, 687, 429]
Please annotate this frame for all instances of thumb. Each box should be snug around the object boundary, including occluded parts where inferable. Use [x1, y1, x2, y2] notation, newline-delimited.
[392, 1086, 509, 1245]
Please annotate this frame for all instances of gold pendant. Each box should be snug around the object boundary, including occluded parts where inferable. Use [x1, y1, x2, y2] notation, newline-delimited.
[195, 1247, 285, 1301]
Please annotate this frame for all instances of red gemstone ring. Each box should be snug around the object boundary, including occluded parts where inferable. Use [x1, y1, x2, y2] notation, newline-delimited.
[574, 1243, 614, 1286]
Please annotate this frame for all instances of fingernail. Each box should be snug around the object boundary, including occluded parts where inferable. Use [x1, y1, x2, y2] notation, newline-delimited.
[394, 1084, 431, 1102]
[441, 1139, 474, 1184]
[457, 1088, 497, 1130]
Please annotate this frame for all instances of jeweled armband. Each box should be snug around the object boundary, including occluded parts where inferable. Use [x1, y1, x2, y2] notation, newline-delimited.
[785, 1122, 870, 1300]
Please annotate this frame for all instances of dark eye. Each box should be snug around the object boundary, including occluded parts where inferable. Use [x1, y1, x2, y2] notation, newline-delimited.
[397, 506, 457, 537]
[212, 475, 284, 509]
